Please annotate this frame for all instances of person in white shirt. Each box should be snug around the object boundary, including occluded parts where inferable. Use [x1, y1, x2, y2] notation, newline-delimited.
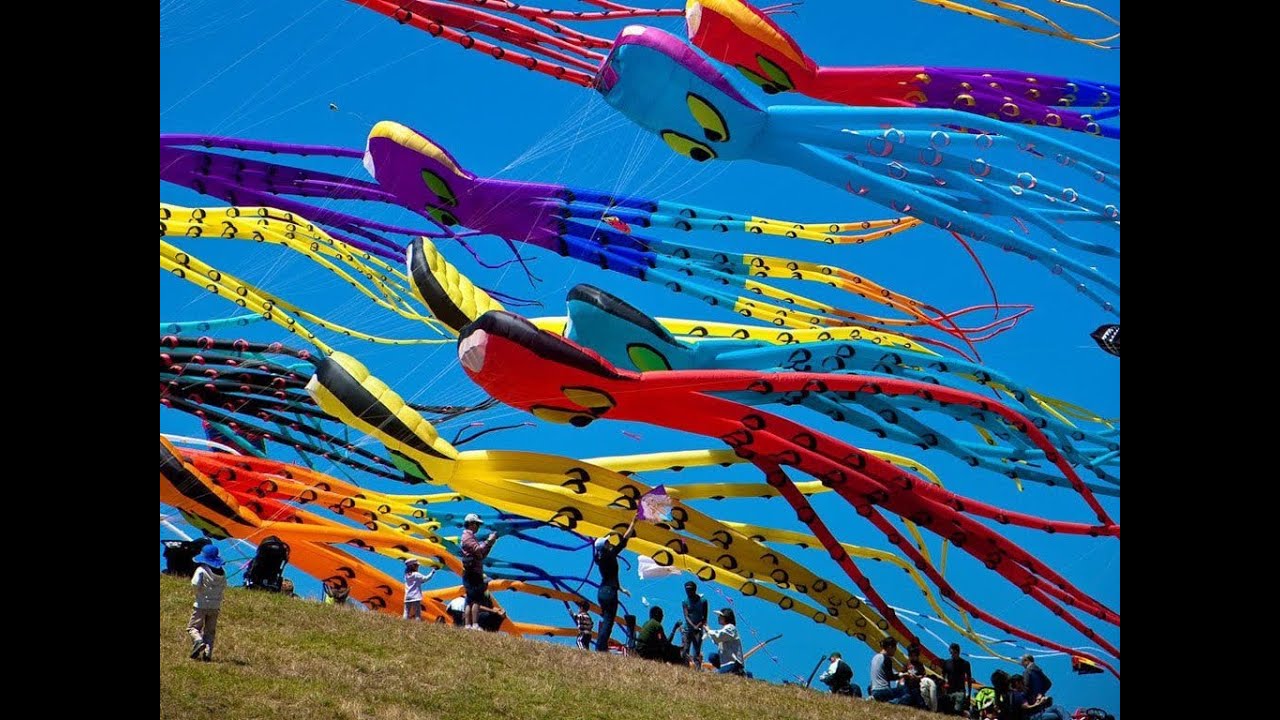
[188, 544, 228, 662]
[704, 608, 745, 675]
[402, 558, 436, 620]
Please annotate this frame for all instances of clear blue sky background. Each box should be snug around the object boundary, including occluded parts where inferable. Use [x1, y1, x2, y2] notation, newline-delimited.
[161, 0, 1119, 713]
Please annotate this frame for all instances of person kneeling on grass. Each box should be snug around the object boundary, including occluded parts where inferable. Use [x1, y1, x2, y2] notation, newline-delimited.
[704, 608, 745, 675]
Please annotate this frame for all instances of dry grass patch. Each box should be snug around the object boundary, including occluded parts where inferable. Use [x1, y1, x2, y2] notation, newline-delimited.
[161, 575, 936, 720]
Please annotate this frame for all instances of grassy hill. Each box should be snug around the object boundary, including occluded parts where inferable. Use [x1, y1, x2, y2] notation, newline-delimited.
[161, 575, 937, 720]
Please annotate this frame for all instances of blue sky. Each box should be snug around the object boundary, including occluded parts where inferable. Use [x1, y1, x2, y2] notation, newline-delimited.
[161, 0, 1119, 713]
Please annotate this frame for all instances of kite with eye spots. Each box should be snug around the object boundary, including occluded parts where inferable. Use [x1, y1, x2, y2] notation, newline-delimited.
[162, 435, 630, 641]
[394, 271, 1119, 493]
[556, 284, 1119, 493]
[161, 124, 1033, 351]
[456, 309, 1120, 676]
[685, 0, 1118, 138]
[594, 25, 1119, 318]
[159, 243, 1096, 666]
[343, 1, 1117, 86]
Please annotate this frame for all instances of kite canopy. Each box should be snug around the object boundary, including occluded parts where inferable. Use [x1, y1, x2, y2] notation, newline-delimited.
[1091, 325, 1120, 357]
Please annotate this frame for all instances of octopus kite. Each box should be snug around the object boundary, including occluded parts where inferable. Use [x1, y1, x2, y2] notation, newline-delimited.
[456, 310, 1120, 673]
[157, 312, 1114, 671]
[346, 1, 1118, 90]
[162, 434, 625, 640]
[687, 0, 1118, 138]
[593, 26, 1119, 315]
[415, 280, 1121, 492]
[161, 126, 1029, 351]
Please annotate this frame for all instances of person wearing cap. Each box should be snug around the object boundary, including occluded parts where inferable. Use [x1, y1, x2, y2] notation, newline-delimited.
[704, 608, 744, 675]
[819, 651, 861, 697]
[460, 513, 498, 630]
[403, 558, 437, 621]
[681, 580, 710, 669]
[941, 642, 973, 715]
[592, 517, 637, 651]
[187, 543, 227, 662]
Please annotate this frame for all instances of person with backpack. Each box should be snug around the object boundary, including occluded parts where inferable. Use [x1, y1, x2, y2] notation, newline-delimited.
[593, 517, 637, 651]
[681, 580, 709, 669]
[460, 513, 498, 630]
[187, 544, 227, 662]
[403, 558, 436, 620]
[818, 651, 861, 697]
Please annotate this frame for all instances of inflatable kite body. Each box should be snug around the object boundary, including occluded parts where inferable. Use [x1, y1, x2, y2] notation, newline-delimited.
[456, 310, 1120, 674]
[558, 285, 1119, 491]
[686, 0, 1119, 138]
[161, 129, 1029, 348]
[161, 332, 1002, 663]
[594, 26, 1120, 316]
[1091, 324, 1120, 357]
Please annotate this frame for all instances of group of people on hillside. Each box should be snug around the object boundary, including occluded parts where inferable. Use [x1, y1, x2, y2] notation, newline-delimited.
[975, 656, 1073, 720]
[169, 527, 1110, 720]
[630, 586, 744, 674]
[813, 636, 1103, 720]
[861, 637, 957, 711]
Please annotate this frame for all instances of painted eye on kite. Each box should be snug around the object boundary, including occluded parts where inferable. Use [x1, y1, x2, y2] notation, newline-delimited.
[530, 405, 596, 427]
[425, 205, 459, 227]
[735, 55, 795, 95]
[561, 387, 615, 412]
[421, 169, 458, 207]
[735, 65, 782, 94]
[660, 131, 716, 162]
[626, 344, 671, 371]
[686, 93, 729, 143]
[754, 56, 795, 92]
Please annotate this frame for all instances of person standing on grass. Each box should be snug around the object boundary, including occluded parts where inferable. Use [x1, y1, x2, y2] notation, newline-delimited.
[568, 599, 594, 649]
[460, 513, 498, 630]
[942, 642, 973, 715]
[681, 580, 709, 669]
[403, 558, 436, 620]
[593, 517, 637, 651]
[187, 544, 227, 662]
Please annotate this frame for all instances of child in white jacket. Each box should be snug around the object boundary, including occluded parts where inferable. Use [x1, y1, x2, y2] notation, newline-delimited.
[188, 544, 228, 662]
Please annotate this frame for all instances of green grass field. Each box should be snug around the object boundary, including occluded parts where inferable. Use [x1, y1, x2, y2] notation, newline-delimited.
[161, 575, 937, 719]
